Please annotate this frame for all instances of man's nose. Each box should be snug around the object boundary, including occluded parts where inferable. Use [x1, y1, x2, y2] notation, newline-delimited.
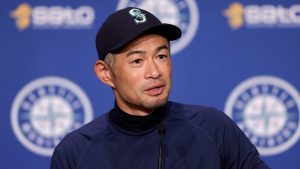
[145, 59, 161, 79]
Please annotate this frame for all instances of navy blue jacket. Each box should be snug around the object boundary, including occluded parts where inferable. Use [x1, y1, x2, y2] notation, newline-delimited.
[51, 101, 270, 169]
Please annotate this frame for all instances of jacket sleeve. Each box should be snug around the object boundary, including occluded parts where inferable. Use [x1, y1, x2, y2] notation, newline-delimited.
[216, 110, 271, 169]
[189, 106, 271, 169]
[50, 133, 87, 169]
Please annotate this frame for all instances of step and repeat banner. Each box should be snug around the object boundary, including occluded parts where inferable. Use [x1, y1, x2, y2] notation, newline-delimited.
[1, 0, 299, 168]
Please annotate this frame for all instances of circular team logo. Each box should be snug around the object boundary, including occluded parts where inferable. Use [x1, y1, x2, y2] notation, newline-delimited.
[11, 76, 93, 156]
[117, 0, 199, 54]
[225, 76, 300, 156]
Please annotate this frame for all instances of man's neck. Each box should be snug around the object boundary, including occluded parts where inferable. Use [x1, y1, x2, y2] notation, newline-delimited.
[115, 100, 154, 116]
[109, 102, 168, 134]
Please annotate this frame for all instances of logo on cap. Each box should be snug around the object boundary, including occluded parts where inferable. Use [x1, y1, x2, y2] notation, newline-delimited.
[129, 8, 147, 24]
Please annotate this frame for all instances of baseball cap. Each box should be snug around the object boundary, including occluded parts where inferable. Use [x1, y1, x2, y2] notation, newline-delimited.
[95, 7, 182, 60]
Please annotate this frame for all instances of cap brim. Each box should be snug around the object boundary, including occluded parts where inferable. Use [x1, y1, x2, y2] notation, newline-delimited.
[109, 23, 182, 53]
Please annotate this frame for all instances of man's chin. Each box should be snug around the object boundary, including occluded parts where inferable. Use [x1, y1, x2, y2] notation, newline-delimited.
[141, 97, 168, 109]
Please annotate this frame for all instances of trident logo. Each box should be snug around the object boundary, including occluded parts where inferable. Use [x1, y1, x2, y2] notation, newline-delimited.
[129, 8, 147, 24]
[10, 3, 32, 31]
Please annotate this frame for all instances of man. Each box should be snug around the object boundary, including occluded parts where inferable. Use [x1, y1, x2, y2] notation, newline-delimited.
[51, 7, 270, 169]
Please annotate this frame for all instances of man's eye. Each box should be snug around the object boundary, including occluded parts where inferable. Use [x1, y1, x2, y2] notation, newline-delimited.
[158, 55, 168, 60]
[132, 59, 142, 64]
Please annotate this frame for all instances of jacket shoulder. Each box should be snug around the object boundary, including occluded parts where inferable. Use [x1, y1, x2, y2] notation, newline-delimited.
[51, 113, 110, 168]
[168, 101, 269, 169]
[169, 101, 231, 126]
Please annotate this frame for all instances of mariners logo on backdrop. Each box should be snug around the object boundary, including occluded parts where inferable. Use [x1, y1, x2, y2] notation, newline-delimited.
[225, 76, 300, 156]
[223, 2, 300, 30]
[117, 0, 199, 54]
[11, 3, 95, 31]
[11, 76, 93, 156]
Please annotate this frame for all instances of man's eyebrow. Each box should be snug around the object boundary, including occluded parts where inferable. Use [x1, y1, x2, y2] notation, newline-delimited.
[126, 44, 169, 57]
[126, 50, 145, 57]
[156, 45, 169, 53]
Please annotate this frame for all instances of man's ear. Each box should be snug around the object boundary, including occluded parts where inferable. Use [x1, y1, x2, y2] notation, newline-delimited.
[94, 60, 116, 88]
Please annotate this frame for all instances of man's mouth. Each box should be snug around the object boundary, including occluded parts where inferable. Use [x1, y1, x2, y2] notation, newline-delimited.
[144, 85, 165, 96]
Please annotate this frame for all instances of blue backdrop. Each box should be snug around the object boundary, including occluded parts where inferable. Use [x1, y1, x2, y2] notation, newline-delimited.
[1, 0, 299, 168]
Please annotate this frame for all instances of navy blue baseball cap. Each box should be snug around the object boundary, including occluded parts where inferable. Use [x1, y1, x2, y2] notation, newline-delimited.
[96, 7, 182, 60]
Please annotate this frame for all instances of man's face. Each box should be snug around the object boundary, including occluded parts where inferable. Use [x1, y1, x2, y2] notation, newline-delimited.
[111, 34, 172, 115]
